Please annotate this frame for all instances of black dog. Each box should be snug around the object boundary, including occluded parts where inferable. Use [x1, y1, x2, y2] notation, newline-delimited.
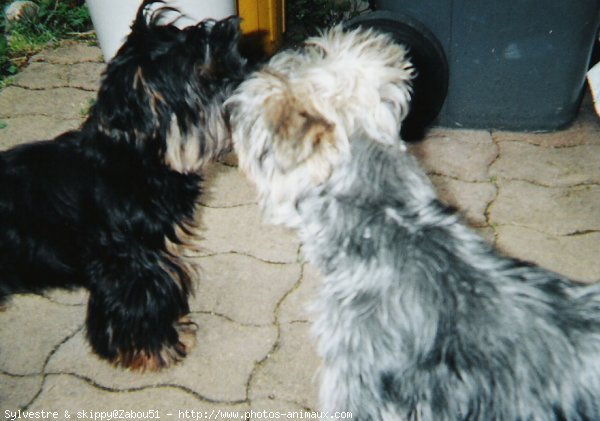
[0, 0, 247, 370]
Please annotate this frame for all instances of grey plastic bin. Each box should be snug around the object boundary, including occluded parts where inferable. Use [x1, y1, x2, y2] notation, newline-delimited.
[371, 0, 600, 131]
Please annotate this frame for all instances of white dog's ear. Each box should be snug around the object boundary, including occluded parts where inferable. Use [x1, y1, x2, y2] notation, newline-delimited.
[264, 92, 340, 175]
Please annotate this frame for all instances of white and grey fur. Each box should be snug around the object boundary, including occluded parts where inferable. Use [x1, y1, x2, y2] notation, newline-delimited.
[228, 25, 600, 420]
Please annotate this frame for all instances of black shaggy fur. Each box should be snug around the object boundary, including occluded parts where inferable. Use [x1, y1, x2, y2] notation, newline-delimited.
[0, 0, 247, 370]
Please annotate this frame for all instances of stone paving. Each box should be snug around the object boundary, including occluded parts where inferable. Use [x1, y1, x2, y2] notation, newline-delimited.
[0, 41, 599, 418]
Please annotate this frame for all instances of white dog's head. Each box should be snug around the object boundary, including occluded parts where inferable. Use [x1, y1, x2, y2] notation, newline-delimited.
[227, 25, 414, 226]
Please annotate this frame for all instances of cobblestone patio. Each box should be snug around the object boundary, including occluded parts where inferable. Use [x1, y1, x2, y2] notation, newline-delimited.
[0, 41, 599, 417]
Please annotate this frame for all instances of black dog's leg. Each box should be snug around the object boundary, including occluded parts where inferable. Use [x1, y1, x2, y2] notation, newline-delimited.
[85, 244, 196, 371]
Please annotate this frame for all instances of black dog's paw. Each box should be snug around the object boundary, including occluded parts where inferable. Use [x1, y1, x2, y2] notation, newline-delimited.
[111, 315, 198, 372]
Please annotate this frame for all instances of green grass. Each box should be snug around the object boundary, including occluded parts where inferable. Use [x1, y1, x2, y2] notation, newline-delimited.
[1, 0, 93, 84]
[80, 97, 95, 118]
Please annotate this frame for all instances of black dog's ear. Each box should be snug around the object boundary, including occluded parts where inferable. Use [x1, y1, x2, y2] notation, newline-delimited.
[131, 0, 161, 34]
[89, 0, 179, 145]
[129, 0, 183, 42]
[191, 17, 246, 80]
[209, 16, 242, 50]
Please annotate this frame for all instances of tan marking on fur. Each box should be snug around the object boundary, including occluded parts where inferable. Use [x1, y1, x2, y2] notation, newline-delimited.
[112, 316, 198, 372]
[133, 67, 144, 90]
[164, 116, 208, 174]
[263, 89, 342, 185]
[133, 67, 165, 125]
[162, 215, 203, 295]
[150, 90, 165, 117]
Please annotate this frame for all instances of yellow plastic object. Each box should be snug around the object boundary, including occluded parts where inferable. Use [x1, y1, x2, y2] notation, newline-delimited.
[238, 0, 285, 54]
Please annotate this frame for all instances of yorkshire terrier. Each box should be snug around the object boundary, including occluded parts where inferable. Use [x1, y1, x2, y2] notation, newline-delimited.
[0, 0, 247, 371]
[228, 26, 600, 420]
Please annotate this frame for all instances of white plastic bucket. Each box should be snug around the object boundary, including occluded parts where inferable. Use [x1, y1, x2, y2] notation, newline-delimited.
[86, 0, 237, 61]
